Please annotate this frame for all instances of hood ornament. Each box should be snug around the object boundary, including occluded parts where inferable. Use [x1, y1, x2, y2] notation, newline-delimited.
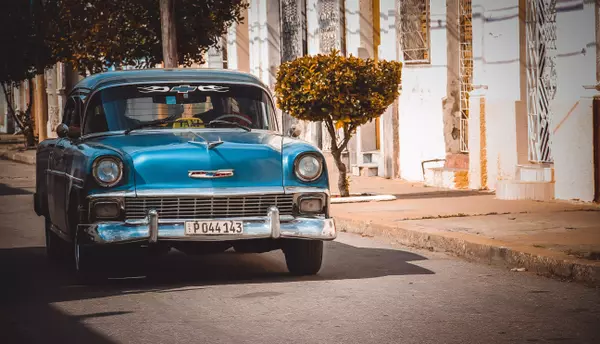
[188, 131, 223, 149]
[188, 170, 234, 179]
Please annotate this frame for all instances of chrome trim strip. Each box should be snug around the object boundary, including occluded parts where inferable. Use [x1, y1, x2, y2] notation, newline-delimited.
[148, 209, 158, 243]
[284, 186, 330, 196]
[125, 216, 271, 225]
[45, 169, 84, 184]
[134, 186, 286, 197]
[87, 191, 136, 199]
[87, 187, 329, 198]
[269, 206, 281, 239]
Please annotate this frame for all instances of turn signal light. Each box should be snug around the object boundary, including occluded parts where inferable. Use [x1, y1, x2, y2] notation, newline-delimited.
[93, 201, 121, 220]
[299, 198, 323, 213]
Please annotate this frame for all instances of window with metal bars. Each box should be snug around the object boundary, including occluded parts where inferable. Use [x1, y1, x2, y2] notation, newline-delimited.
[399, 0, 430, 64]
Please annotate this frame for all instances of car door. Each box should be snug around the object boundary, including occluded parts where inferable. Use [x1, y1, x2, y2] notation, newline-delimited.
[49, 97, 81, 234]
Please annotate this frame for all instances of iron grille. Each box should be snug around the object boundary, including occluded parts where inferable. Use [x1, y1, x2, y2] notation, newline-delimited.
[399, 0, 430, 63]
[125, 194, 295, 220]
[526, 0, 556, 163]
[459, 0, 473, 153]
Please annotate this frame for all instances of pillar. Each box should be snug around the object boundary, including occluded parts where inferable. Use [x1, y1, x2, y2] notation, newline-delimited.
[33, 74, 48, 141]
[468, 86, 488, 189]
[226, 7, 250, 73]
[318, 0, 347, 151]
[45, 65, 60, 138]
[378, 0, 401, 179]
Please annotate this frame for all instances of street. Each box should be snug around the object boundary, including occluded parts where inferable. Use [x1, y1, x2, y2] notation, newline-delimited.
[0, 158, 599, 344]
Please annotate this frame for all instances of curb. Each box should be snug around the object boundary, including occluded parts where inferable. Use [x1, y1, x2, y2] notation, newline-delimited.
[0, 150, 36, 165]
[335, 217, 600, 288]
[331, 194, 397, 204]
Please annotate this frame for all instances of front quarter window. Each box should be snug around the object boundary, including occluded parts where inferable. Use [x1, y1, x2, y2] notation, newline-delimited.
[82, 83, 275, 135]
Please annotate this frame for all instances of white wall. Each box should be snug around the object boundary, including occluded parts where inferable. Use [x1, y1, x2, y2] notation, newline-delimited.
[550, 0, 596, 201]
[398, 0, 447, 181]
[470, 0, 522, 190]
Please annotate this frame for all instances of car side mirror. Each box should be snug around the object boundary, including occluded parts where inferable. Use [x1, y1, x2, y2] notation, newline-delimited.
[56, 123, 69, 138]
[287, 125, 301, 138]
[56, 123, 81, 139]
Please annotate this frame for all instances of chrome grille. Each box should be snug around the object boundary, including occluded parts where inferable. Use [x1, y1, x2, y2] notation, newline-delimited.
[125, 194, 295, 220]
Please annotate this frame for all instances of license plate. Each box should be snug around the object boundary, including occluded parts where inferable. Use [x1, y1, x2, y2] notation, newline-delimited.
[184, 220, 243, 235]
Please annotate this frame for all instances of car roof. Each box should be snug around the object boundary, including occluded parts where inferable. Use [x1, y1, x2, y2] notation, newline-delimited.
[73, 68, 268, 92]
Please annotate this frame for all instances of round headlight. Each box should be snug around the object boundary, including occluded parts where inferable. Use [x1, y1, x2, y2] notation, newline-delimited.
[93, 157, 123, 187]
[294, 153, 323, 182]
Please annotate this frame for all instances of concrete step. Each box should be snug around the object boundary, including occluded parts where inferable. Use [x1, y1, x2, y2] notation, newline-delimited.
[362, 150, 380, 164]
[495, 180, 555, 201]
[351, 163, 379, 177]
[424, 167, 469, 190]
[516, 164, 554, 182]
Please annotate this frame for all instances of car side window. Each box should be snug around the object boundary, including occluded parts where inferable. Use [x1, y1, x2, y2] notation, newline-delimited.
[61, 97, 83, 138]
[83, 95, 109, 135]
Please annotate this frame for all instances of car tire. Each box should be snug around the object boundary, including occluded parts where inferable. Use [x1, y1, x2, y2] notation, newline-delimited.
[45, 219, 69, 262]
[71, 226, 103, 283]
[283, 240, 323, 276]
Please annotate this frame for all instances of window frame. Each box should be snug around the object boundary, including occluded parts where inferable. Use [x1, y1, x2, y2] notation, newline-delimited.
[399, 0, 431, 65]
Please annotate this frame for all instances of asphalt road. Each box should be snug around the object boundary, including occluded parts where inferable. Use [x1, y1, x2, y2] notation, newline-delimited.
[0, 158, 599, 344]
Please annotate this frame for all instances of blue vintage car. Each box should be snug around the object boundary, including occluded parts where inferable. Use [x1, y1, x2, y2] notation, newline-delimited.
[34, 68, 336, 277]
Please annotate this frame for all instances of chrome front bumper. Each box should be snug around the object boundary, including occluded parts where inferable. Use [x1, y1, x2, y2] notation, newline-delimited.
[79, 206, 336, 244]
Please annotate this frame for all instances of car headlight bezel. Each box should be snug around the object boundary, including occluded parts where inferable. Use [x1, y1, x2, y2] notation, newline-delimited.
[294, 152, 324, 182]
[92, 156, 123, 188]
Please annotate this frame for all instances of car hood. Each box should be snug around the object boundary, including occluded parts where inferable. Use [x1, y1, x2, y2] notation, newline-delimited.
[87, 130, 284, 194]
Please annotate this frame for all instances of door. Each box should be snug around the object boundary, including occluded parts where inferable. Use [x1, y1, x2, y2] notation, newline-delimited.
[49, 98, 81, 235]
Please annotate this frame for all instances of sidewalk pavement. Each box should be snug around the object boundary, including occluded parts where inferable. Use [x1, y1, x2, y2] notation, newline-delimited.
[0, 144, 35, 165]
[2, 143, 599, 286]
[330, 175, 600, 287]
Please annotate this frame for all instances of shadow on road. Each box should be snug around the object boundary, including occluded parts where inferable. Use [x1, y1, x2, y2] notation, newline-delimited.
[0, 241, 433, 343]
[0, 182, 33, 196]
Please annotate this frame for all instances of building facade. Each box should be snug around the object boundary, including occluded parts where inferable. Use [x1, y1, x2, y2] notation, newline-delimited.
[3, 0, 597, 203]
[219, 0, 599, 203]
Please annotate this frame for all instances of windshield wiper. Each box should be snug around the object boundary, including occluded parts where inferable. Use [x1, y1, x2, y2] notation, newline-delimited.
[207, 119, 251, 132]
[124, 115, 179, 135]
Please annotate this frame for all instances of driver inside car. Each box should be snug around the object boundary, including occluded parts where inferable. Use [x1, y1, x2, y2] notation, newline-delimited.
[192, 95, 253, 127]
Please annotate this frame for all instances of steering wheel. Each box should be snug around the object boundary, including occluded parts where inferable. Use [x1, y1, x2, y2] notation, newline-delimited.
[214, 113, 253, 126]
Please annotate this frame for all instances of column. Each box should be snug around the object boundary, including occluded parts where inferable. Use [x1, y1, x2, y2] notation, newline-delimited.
[318, 0, 346, 151]
[226, 7, 250, 73]
[45, 65, 60, 138]
[468, 86, 488, 189]
[280, 0, 306, 136]
[378, 0, 400, 178]
[307, 0, 323, 147]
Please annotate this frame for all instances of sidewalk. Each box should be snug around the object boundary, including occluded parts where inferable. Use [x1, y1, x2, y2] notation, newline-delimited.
[330, 174, 600, 287]
[3, 143, 599, 286]
[0, 144, 35, 165]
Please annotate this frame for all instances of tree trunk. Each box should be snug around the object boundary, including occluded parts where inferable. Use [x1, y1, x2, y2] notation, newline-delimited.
[330, 144, 350, 198]
[160, 0, 178, 68]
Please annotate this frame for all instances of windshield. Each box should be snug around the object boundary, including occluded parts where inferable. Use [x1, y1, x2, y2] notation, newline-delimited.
[82, 83, 275, 135]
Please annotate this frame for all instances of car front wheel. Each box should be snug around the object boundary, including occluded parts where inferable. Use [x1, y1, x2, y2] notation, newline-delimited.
[45, 219, 69, 262]
[282, 240, 323, 276]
